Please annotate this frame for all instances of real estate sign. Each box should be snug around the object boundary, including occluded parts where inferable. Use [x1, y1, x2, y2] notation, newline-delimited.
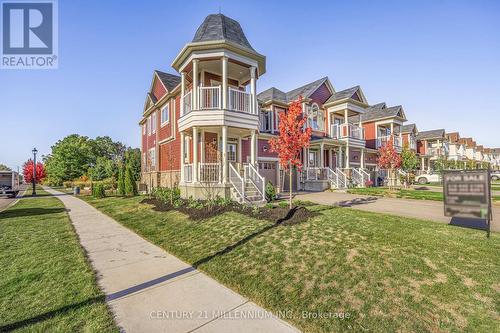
[443, 170, 492, 236]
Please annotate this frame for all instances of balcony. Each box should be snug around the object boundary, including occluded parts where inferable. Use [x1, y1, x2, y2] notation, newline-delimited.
[330, 123, 365, 147]
[427, 147, 445, 157]
[377, 135, 402, 152]
[179, 86, 258, 132]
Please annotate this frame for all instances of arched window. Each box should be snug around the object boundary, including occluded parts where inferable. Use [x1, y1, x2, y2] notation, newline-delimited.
[308, 103, 324, 131]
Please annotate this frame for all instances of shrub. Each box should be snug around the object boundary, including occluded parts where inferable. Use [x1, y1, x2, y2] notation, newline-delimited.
[124, 165, 138, 196]
[153, 187, 180, 204]
[265, 182, 277, 202]
[63, 181, 73, 188]
[117, 164, 125, 196]
[92, 183, 106, 198]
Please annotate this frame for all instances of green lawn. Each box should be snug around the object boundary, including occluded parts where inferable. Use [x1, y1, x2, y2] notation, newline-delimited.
[81, 194, 500, 332]
[0, 188, 118, 332]
[348, 187, 444, 201]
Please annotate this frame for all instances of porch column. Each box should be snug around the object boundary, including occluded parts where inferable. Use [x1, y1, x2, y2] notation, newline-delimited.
[344, 109, 349, 123]
[192, 59, 199, 110]
[180, 131, 185, 182]
[361, 149, 365, 169]
[390, 123, 394, 134]
[222, 56, 228, 109]
[345, 145, 350, 169]
[320, 143, 325, 167]
[192, 127, 198, 182]
[250, 130, 257, 164]
[180, 72, 186, 116]
[200, 129, 205, 163]
[222, 126, 228, 184]
[338, 147, 343, 168]
[250, 66, 257, 114]
[421, 157, 425, 170]
[238, 136, 242, 165]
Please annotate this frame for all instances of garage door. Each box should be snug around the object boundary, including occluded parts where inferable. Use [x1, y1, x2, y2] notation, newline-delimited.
[258, 161, 277, 186]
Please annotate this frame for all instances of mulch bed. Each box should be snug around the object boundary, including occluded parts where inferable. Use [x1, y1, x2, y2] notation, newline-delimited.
[140, 198, 317, 225]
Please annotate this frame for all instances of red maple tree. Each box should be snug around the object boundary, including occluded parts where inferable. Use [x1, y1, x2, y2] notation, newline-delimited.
[377, 138, 401, 188]
[23, 159, 46, 184]
[269, 97, 312, 208]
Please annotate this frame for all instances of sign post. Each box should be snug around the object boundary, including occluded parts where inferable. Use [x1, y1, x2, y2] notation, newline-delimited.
[443, 169, 492, 238]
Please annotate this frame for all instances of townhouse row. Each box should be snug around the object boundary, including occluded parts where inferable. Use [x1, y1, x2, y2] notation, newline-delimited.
[139, 14, 499, 203]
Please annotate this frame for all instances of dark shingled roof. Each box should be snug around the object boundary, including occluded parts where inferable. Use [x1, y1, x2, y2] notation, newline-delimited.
[401, 123, 416, 133]
[365, 102, 386, 111]
[155, 70, 181, 92]
[285, 77, 329, 102]
[325, 86, 361, 104]
[192, 14, 255, 51]
[417, 129, 446, 140]
[361, 105, 404, 122]
[257, 87, 287, 104]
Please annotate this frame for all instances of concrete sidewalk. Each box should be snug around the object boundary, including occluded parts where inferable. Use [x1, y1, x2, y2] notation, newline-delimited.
[295, 191, 499, 232]
[44, 187, 299, 333]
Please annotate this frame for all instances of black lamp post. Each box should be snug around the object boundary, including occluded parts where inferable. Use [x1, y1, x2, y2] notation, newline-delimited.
[32, 147, 37, 196]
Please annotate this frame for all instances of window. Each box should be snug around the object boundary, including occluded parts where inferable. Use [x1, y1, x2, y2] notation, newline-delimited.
[183, 136, 190, 163]
[161, 104, 169, 126]
[151, 112, 157, 133]
[148, 148, 156, 171]
[307, 103, 324, 131]
[308, 151, 317, 167]
[227, 143, 237, 162]
[260, 110, 272, 132]
[147, 116, 151, 135]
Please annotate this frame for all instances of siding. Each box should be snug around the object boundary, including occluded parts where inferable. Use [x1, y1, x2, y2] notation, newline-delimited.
[152, 77, 167, 101]
[158, 95, 181, 171]
[363, 122, 377, 149]
[309, 83, 332, 105]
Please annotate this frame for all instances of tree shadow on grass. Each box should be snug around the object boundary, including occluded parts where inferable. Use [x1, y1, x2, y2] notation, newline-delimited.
[0, 296, 105, 332]
[0, 207, 67, 220]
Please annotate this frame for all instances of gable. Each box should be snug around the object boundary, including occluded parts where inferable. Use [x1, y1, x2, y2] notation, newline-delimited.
[309, 82, 333, 105]
[152, 76, 167, 101]
[351, 91, 361, 102]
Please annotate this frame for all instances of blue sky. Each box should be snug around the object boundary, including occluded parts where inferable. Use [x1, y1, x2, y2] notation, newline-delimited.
[1, 0, 499, 169]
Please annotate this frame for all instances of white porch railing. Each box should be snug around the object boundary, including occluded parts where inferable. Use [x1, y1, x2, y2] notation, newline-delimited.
[304, 167, 329, 181]
[229, 87, 251, 113]
[245, 163, 265, 200]
[184, 164, 193, 183]
[198, 85, 221, 110]
[338, 123, 365, 140]
[198, 163, 220, 183]
[183, 91, 192, 114]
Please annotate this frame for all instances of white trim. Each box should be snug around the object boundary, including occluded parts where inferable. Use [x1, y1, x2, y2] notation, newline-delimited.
[160, 102, 170, 127]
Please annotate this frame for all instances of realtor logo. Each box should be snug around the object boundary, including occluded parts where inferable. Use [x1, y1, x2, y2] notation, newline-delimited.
[1, 0, 58, 69]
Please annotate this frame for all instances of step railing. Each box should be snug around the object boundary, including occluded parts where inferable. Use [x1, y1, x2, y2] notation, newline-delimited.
[335, 168, 347, 188]
[351, 168, 363, 186]
[244, 163, 265, 201]
[229, 163, 245, 202]
[327, 167, 339, 188]
[198, 85, 221, 110]
[360, 168, 371, 186]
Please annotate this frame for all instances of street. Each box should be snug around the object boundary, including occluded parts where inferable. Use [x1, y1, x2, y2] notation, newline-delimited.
[0, 184, 27, 211]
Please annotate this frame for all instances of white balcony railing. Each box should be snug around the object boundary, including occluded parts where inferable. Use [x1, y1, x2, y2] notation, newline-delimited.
[377, 135, 402, 149]
[330, 123, 364, 140]
[229, 87, 251, 113]
[198, 86, 221, 110]
[183, 91, 192, 114]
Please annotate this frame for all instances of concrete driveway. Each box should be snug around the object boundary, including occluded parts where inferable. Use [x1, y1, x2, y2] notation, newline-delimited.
[295, 191, 500, 233]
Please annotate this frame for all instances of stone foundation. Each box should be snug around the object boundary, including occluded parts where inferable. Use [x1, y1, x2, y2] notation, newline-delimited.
[179, 182, 231, 200]
[302, 180, 330, 192]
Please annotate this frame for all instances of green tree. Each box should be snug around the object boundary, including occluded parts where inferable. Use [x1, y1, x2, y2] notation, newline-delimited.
[44, 134, 93, 184]
[124, 165, 138, 196]
[125, 148, 141, 181]
[117, 163, 126, 196]
[88, 157, 115, 181]
[0, 163, 11, 171]
[400, 144, 418, 187]
[90, 136, 126, 163]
